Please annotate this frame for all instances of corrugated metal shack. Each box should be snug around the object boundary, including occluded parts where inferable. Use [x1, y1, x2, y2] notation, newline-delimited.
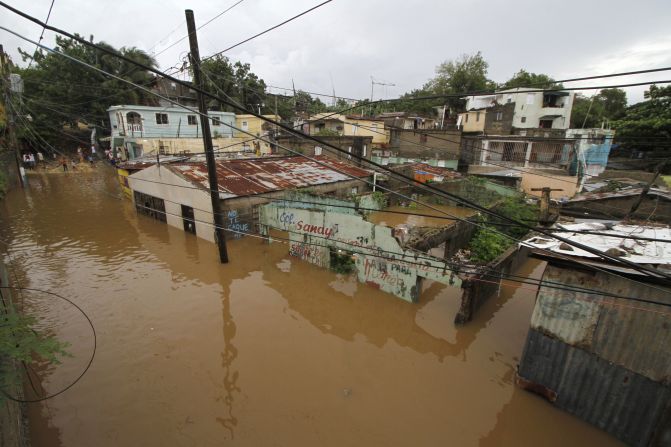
[520, 223, 671, 447]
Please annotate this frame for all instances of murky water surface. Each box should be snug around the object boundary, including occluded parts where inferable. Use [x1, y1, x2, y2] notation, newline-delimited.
[0, 170, 622, 446]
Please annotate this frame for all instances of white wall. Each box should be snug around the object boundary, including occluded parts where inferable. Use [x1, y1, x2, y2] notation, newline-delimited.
[128, 165, 216, 242]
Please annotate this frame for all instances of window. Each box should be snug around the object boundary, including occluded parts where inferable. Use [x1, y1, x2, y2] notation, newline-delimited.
[496, 112, 503, 121]
[539, 119, 554, 129]
[362, 144, 367, 157]
[241, 121, 249, 130]
[314, 146, 323, 156]
[351, 187, 358, 195]
[187, 115, 198, 125]
[521, 116, 527, 123]
[506, 94, 512, 103]
[526, 93, 535, 105]
[465, 114, 469, 123]
[211, 117, 221, 126]
[170, 82, 177, 91]
[155, 113, 169, 125]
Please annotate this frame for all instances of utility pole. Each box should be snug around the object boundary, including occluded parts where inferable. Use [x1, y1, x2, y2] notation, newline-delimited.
[0, 45, 24, 188]
[185, 9, 229, 263]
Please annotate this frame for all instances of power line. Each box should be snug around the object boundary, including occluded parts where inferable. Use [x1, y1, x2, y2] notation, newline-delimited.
[151, 0, 246, 60]
[3, 19, 671, 282]
[26, 0, 55, 69]
[201, 0, 333, 61]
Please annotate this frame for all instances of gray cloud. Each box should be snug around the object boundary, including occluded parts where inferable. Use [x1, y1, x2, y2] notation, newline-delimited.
[1, 0, 670, 104]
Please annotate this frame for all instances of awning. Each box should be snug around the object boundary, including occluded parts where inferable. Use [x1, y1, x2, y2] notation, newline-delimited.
[543, 91, 569, 97]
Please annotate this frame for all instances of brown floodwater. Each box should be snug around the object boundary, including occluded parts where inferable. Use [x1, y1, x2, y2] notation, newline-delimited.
[366, 204, 476, 228]
[0, 169, 623, 446]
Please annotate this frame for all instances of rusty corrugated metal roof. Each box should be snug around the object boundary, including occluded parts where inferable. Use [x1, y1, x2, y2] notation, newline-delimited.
[168, 156, 371, 198]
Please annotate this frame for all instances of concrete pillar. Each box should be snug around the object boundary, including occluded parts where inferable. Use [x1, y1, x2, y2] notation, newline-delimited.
[524, 141, 533, 167]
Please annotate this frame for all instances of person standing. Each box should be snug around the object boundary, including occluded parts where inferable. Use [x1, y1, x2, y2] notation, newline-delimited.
[37, 151, 45, 168]
[60, 156, 68, 172]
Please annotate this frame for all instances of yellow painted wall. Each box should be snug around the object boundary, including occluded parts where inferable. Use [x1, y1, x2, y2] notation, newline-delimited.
[460, 111, 485, 132]
[521, 171, 578, 199]
[234, 114, 279, 138]
[309, 113, 389, 145]
[134, 136, 273, 155]
[117, 168, 132, 198]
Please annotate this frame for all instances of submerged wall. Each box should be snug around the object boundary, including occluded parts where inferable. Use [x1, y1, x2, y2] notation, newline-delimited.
[518, 263, 671, 447]
[260, 196, 461, 302]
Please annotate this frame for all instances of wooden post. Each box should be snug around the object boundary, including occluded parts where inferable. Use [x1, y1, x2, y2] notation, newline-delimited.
[185, 9, 229, 263]
[531, 187, 563, 226]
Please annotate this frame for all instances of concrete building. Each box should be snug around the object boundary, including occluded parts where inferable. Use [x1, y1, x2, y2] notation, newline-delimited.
[520, 223, 671, 447]
[127, 156, 372, 243]
[376, 112, 437, 130]
[461, 135, 580, 198]
[307, 113, 389, 146]
[149, 78, 198, 108]
[459, 88, 575, 134]
[107, 105, 236, 159]
[275, 135, 374, 166]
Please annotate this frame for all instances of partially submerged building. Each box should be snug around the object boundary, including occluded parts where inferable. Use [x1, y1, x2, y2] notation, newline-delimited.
[520, 223, 671, 446]
[127, 156, 372, 242]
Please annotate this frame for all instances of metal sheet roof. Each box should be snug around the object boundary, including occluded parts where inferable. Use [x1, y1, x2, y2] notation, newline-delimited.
[522, 222, 671, 265]
[569, 187, 671, 202]
[168, 156, 371, 199]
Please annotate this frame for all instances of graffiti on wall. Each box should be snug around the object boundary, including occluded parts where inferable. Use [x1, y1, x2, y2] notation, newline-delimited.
[227, 209, 250, 239]
[280, 211, 338, 238]
[289, 241, 328, 267]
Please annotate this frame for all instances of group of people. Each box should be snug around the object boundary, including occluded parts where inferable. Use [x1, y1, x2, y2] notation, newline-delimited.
[22, 151, 45, 169]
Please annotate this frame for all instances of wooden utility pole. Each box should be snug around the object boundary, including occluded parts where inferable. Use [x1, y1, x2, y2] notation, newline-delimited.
[531, 187, 563, 226]
[0, 45, 24, 188]
[185, 9, 229, 263]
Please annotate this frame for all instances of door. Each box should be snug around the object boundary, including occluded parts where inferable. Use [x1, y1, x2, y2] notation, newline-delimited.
[181, 205, 196, 235]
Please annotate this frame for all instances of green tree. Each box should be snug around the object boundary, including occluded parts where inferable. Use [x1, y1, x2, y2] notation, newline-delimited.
[570, 88, 628, 128]
[500, 69, 557, 89]
[17, 35, 157, 144]
[611, 85, 671, 141]
[200, 55, 267, 114]
[598, 88, 627, 120]
[1, 306, 70, 402]
[427, 51, 495, 112]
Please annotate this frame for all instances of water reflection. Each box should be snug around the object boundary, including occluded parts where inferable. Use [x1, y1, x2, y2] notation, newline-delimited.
[0, 172, 623, 447]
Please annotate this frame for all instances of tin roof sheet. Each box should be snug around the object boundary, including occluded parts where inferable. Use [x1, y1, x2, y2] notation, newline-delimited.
[522, 222, 671, 265]
[168, 156, 371, 199]
[569, 187, 671, 202]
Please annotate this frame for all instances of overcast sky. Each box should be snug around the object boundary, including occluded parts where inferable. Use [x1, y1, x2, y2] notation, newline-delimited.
[2, 0, 670, 105]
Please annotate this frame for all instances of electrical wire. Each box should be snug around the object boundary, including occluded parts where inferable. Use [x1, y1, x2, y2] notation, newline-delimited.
[0, 285, 97, 403]
[3, 22, 671, 283]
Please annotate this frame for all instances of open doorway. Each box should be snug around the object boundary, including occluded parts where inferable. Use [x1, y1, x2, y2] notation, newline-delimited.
[181, 205, 196, 235]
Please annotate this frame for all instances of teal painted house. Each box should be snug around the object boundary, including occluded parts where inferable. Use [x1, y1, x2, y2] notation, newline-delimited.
[107, 105, 235, 139]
